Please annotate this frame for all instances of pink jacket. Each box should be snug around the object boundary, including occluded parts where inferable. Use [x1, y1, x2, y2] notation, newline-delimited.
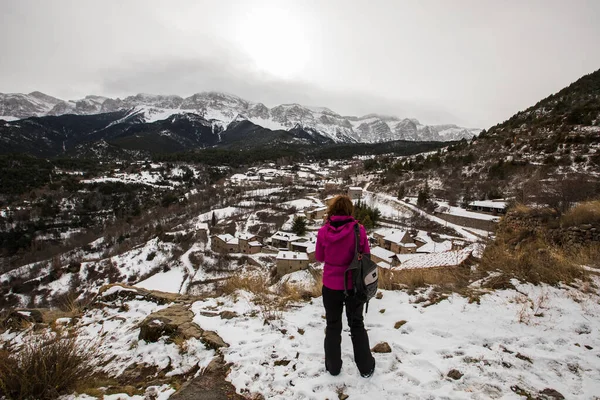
[316, 215, 370, 290]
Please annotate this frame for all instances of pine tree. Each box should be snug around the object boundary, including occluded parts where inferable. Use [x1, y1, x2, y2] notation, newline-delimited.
[292, 216, 308, 236]
[417, 181, 430, 208]
[397, 185, 406, 200]
[211, 212, 217, 227]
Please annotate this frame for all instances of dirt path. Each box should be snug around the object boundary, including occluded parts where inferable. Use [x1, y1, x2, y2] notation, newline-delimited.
[170, 360, 247, 400]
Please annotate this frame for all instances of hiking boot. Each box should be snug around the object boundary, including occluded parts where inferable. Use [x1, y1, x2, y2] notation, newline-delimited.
[360, 359, 375, 378]
[326, 360, 342, 376]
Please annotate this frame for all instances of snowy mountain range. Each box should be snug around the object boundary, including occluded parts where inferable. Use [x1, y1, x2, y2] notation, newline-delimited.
[0, 91, 480, 143]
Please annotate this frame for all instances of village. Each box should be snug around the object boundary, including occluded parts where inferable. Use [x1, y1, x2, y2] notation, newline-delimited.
[208, 182, 504, 282]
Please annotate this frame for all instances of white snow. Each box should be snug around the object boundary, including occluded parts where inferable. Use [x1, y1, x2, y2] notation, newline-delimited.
[190, 283, 600, 399]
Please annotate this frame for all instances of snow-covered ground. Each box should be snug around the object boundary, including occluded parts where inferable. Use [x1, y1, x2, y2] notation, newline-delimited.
[191, 283, 600, 399]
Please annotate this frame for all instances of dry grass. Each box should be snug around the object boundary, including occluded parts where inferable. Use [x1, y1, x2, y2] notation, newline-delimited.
[378, 266, 471, 292]
[219, 273, 269, 297]
[479, 237, 587, 287]
[511, 203, 533, 215]
[276, 269, 323, 304]
[569, 244, 600, 269]
[561, 200, 600, 227]
[0, 334, 97, 400]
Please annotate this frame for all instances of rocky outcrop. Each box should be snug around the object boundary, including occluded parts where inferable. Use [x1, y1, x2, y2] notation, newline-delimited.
[501, 210, 600, 245]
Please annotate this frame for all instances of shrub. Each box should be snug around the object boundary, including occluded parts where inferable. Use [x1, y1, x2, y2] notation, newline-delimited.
[378, 266, 470, 291]
[220, 273, 268, 297]
[478, 237, 585, 286]
[0, 334, 96, 400]
[561, 200, 600, 227]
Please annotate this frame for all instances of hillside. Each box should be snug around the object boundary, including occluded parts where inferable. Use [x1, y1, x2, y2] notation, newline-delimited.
[372, 68, 600, 209]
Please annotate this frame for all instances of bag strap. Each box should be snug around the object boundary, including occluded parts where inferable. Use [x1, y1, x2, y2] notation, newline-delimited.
[353, 223, 360, 257]
[344, 223, 361, 297]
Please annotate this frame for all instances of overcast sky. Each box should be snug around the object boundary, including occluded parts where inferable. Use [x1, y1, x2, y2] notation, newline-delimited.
[1, 0, 599, 128]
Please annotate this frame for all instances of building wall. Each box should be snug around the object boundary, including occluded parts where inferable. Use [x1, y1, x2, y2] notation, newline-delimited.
[212, 238, 227, 253]
[370, 252, 391, 265]
[398, 246, 416, 254]
[272, 239, 292, 250]
[239, 239, 249, 253]
[348, 189, 362, 200]
[435, 213, 497, 233]
[248, 246, 261, 254]
[276, 259, 309, 276]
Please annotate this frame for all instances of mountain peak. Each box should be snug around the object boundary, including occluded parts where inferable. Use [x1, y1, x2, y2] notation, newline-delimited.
[0, 90, 479, 143]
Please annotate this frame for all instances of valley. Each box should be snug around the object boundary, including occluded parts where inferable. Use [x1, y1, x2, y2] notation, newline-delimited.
[0, 69, 599, 400]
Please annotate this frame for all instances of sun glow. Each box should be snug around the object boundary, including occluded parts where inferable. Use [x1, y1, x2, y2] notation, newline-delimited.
[235, 8, 310, 79]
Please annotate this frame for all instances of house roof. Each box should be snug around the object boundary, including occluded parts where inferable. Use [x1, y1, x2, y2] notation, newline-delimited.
[399, 242, 417, 248]
[395, 253, 421, 263]
[227, 238, 239, 245]
[383, 230, 408, 244]
[416, 240, 453, 254]
[271, 231, 302, 242]
[377, 261, 392, 269]
[238, 233, 258, 240]
[373, 228, 395, 237]
[348, 186, 363, 191]
[370, 246, 396, 260]
[468, 200, 507, 209]
[413, 234, 431, 244]
[393, 249, 473, 270]
[248, 241, 262, 247]
[276, 251, 309, 261]
[215, 234, 235, 243]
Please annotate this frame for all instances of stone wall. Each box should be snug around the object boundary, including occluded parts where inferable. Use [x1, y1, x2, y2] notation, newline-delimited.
[500, 209, 600, 245]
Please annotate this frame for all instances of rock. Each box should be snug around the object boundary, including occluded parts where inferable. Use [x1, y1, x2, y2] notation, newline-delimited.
[179, 322, 203, 339]
[98, 284, 188, 305]
[203, 356, 226, 373]
[516, 352, 533, 364]
[139, 304, 204, 342]
[447, 369, 463, 380]
[372, 342, 392, 353]
[2, 309, 44, 330]
[538, 388, 565, 399]
[375, 292, 383, 299]
[274, 359, 290, 366]
[220, 311, 238, 320]
[202, 330, 228, 350]
[394, 320, 407, 329]
[139, 317, 177, 343]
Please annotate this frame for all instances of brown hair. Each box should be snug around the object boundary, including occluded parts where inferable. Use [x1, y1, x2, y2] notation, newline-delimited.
[327, 195, 354, 217]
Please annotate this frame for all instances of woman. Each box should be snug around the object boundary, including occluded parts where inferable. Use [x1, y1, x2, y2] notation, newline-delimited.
[315, 195, 376, 378]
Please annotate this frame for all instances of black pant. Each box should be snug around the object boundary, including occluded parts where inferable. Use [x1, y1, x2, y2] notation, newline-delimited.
[322, 285, 375, 375]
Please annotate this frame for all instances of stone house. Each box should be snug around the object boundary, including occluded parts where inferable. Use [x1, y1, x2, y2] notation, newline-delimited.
[369, 246, 397, 267]
[238, 233, 263, 254]
[276, 251, 310, 276]
[347, 186, 363, 201]
[270, 231, 303, 250]
[211, 234, 239, 253]
[291, 241, 317, 262]
[305, 206, 327, 221]
[373, 228, 414, 253]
